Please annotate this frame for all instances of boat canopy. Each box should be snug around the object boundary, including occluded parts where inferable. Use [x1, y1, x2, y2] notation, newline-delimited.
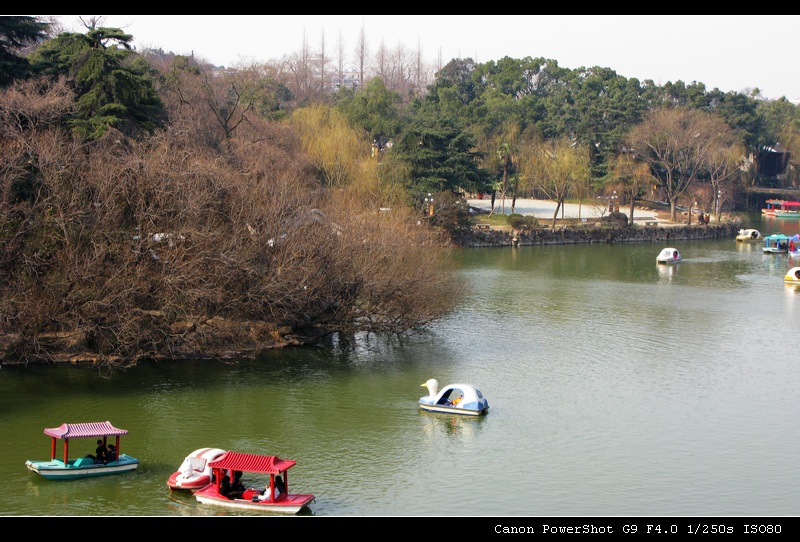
[208, 451, 295, 474]
[43, 421, 129, 439]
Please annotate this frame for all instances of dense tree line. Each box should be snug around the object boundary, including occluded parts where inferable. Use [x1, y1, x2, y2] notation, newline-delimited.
[3, 16, 800, 366]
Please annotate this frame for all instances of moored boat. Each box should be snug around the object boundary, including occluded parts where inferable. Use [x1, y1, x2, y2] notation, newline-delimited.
[167, 447, 227, 491]
[763, 200, 800, 218]
[656, 247, 682, 264]
[25, 421, 139, 480]
[419, 378, 489, 416]
[194, 451, 315, 514]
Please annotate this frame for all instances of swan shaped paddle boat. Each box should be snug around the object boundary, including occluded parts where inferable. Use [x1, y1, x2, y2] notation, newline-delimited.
[656, 247, 682, 264]
[784, 267, 800, 284]
[736, 228, 763, 242]
[419, 379, 489, 416]
[167, 447, 227, 491]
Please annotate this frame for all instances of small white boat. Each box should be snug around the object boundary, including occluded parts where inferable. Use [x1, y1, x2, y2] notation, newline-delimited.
[167, 447, 227, 491]
[735, 228, 763, 242]
[419, 379, 489, 416]
[784, 267, 800, 284]
[656, 247, 681, 264]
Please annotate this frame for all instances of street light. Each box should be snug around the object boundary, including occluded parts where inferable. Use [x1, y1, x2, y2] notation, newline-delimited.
[424, 193, 434, 217]
[717, 190, 722, 215]
[610, 190, 618, 213]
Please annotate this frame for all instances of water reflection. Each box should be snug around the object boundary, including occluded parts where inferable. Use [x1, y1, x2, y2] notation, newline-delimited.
[656, 261, 679, 280]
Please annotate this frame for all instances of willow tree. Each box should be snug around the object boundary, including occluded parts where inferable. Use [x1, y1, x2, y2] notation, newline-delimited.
[524, 137, 590, 229]
[607, 152, 652, 225]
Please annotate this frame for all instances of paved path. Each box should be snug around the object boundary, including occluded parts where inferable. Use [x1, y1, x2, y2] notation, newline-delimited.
[467, 198, 659, 221]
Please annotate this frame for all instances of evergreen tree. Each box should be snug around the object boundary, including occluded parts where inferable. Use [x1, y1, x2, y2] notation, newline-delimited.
[0, 16, 50, 86]
[29, 24, 164, 139]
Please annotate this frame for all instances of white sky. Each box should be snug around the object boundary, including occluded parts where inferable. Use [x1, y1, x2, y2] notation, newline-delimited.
[51, 15, 800, 102]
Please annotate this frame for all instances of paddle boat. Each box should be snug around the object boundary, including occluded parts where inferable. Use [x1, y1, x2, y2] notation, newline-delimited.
[167, 447, 227, 491]
[419, 378, 489, 416]
[788, 235, 800, 258]
[735, 228, 763, 242]
[25, 421, 139, 480]
[784, 267, 800, 284]
[656, 247, 681, 264]
[194, 451, 315, 514]
[763, 233, 792, 254]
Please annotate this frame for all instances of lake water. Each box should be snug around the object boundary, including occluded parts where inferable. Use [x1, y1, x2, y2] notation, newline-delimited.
[1, 213, 798, 518]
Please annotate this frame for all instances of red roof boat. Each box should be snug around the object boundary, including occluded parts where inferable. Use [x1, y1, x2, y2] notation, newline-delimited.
[193, 451, 315, 514]
[25, 421, 139, 480]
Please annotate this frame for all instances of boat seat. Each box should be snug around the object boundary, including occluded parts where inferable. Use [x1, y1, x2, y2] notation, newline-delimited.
[73, 457, 85, 467]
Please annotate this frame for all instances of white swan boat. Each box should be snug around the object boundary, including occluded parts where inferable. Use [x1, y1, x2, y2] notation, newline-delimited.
[167, 447, 227, 491]
[656, 247, 682, 264]
[419, 379, 489, 416]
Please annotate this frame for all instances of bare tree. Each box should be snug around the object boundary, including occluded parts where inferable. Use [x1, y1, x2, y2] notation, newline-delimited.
[354, 21, 368, 88]
[627, 107, 732, 222]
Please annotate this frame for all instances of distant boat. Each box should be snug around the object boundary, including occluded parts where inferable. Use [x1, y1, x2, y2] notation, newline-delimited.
[735, 228, 763, 242]
[762, 199, 800, 218]
[25, 421, 139, 480]
[656, 247, 682, 264]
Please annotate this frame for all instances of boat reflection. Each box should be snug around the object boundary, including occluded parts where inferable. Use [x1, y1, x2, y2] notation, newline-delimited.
[418, 410, 485, 441]
[657, 262, 679, 280]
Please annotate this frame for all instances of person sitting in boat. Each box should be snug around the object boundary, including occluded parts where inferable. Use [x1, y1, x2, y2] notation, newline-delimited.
[105, 444, 116, 463]
[220, 475, 232, 498]
[449, 396, 462, 407]
[86, 439, 107, 464]
[255, 475, 285, 501]
[229, 470, 246, 499]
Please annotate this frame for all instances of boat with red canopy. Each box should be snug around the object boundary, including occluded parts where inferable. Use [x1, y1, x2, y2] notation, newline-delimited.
[194, 451, 315, 514]
[25, 420, 139, 480]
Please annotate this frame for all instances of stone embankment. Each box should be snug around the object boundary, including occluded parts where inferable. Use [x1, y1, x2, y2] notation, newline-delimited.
[453, 222, 742, 248]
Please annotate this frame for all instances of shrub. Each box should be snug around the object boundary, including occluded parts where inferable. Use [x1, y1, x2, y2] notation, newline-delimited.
[507, 213, 538, 231]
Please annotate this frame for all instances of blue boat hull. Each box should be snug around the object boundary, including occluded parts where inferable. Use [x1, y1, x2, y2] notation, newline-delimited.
[25, 454, 140, 480]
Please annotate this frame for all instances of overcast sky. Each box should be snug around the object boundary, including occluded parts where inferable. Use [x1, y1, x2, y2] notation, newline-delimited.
[51, 15, 800, 102]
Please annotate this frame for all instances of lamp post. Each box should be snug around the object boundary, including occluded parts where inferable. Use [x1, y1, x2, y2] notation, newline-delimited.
[717, 190, 721, 215]
[424, 193, 434, 217]
[610, 190, 618, 213]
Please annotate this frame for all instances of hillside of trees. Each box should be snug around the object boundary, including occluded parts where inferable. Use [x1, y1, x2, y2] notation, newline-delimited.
[2, 16, 799, 367]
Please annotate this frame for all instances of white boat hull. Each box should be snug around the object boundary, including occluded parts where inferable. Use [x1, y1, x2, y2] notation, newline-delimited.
[194, 493, 314, 514]
[419, 403, 486, 416]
